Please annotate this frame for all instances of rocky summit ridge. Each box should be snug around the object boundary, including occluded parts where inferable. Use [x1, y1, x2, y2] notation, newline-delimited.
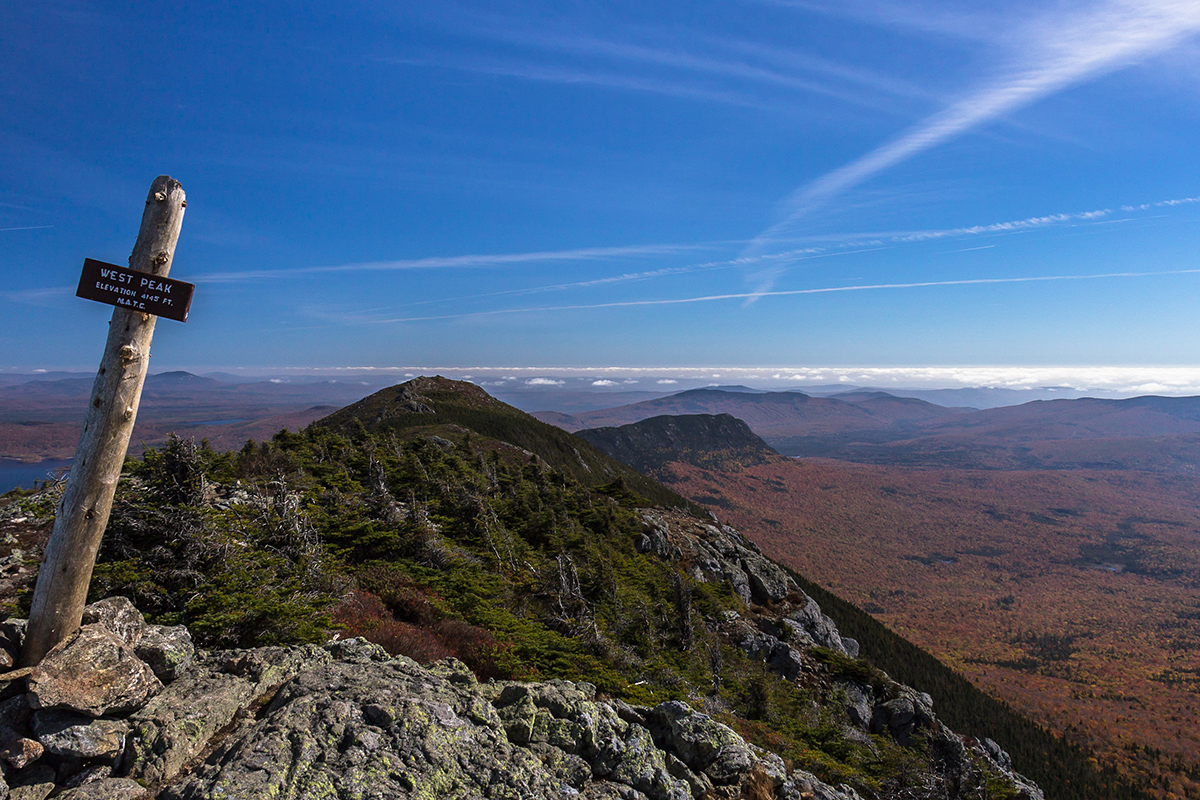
[0, 378, 1046, 799]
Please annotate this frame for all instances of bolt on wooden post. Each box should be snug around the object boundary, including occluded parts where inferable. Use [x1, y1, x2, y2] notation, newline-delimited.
[20, 176, 188, 667]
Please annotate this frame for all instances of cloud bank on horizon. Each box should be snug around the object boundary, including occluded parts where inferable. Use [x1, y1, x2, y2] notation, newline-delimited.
[102, 364, 1200, 398]
[1, 0, 1198, 375]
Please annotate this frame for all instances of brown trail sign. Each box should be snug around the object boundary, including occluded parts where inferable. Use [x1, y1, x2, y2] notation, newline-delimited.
[20, 176, 190, 667]
[76, 258, 195, 322]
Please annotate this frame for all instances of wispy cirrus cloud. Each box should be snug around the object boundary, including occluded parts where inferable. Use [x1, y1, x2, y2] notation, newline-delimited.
[813, 206, 1123, 247]
[393, 10, 933, 115]
[193, 242, 713, 284]
[433, 58, 785, 111]
[760, 0, 1015, 43]
[334, 265, 1200, 325]
[298, 191, 1199, 323]
[475, 28, 922, 109]
[757, 0, 1200, 243]
[1122, 195, 1200, 211]
[420, 193, 1198, 307]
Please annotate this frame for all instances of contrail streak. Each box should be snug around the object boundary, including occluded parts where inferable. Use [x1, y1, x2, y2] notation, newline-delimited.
[369, 266, 1200, 323]
[755, 1, 1200, 244]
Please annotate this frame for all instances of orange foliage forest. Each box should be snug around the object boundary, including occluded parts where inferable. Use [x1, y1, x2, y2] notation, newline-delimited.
[660, 457, 1200, 799]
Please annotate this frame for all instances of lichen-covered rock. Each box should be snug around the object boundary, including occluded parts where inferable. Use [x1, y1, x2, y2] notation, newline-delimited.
[0, 615, 1042, 800]
[62, 765, 112, 788]
[80, 598, 146, 647]
[160, 656, 568, 800]
[54, 777, 148, 799]
[785, 772, 867, 800]
[123, 645, 324, 787]
[983, 737, 1011, 769]
[325, 636, 393, 663]
[0, 735, 42, 771]
[7, 762, 54, 800]
[0, 618, 25, 669]
[636, 512, 683, 562]
[604, 723, 690, 800]
[0, 695, 41, 770]
[155, 648, 823, 800]
[785, 596, 849, 654]
[739, 629, 807, 682]
[978, 739, 1044, 800]
[836, 682, 875, 731]
[424, 656, 479, 687]
[30, 710, 125, 763]
[492, 678, 697, 800]
[132, 625, 193, 683]
[26, 625, 161, 717]
[740, 553, 790, 604]
[870, 690, 935, 747]
[646, 701, 755, 786]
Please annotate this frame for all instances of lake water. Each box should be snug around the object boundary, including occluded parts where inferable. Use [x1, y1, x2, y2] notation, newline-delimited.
[0, 459, 73, 494]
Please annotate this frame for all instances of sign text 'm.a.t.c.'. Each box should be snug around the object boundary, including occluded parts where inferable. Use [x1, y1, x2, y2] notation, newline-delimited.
[75, 258, 195, 322]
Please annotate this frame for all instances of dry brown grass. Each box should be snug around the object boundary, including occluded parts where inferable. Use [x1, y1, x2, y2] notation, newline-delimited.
[739, 766, 777, 800]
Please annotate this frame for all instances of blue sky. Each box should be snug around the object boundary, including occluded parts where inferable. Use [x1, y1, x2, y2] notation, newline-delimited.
[3, 0, 1200, 390]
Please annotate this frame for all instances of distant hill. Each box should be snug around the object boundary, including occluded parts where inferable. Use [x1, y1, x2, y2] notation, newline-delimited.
[931, 395, 1200, 437]
[145, 370, 224, 389]
[575, 413, 779, 476]
[774, 395, 1200, 470]
[535, 387, 963, 436]
[316, 376, 701, 512]
[821, 386, 1104, 409]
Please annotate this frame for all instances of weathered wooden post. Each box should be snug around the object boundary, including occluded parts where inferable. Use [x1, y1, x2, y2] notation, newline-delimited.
[20, 176, 188, 666]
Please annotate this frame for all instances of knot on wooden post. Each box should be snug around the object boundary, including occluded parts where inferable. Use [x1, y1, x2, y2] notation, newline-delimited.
[118, 344, 142, 363]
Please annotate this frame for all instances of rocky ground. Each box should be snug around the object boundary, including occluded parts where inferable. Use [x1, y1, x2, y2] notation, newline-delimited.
[0, 594, 1042, 800]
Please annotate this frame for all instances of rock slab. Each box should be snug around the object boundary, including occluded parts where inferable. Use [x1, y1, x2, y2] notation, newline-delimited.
[27, 625, 162, 718]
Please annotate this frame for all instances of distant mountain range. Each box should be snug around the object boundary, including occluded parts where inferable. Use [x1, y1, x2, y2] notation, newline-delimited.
[814, 385, 1104, 409]
[542, 388, 1200, 472]
[0, 371, 387, 460]
[537, 387, 964, 435]
[7, 370, 1200, 473]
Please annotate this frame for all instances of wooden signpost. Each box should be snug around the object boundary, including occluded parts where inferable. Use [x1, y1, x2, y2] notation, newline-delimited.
[20, 176, 191, 667]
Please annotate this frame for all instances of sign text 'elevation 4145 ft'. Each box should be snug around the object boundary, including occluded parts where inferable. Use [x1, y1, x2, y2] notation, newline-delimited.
[75, 258, 195, 322]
